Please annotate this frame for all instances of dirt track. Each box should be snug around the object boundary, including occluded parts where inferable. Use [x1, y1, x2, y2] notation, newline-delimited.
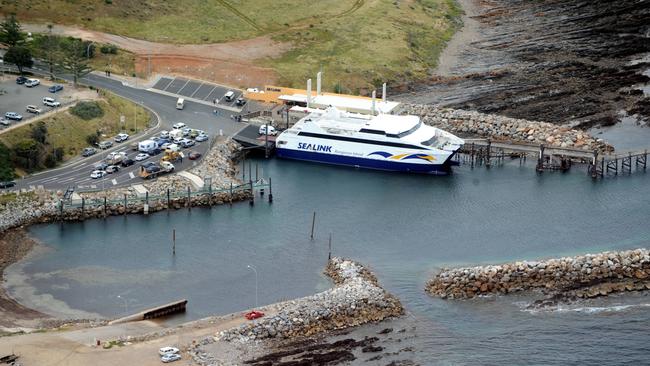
[22, 23, 290, 87]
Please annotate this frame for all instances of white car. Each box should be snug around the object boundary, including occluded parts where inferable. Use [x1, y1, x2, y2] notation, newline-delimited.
[43, 97, 61, 107]
[135, 153, 150, 161]
[180, 138, 194, 148]
[90, 170, 106, 179]
[24, 78, 40, 87]
[0, 118, 10, 126]
[172, 122, 186, 130]
[159, 347, 180, 356]
[161, 353, 181, 363]
[259, 125, 277, 136]
[181, 127, 191, 136]
[114, 133, 129, 142]
[195, 133, 208, 142]
[160, 130, 170, 138]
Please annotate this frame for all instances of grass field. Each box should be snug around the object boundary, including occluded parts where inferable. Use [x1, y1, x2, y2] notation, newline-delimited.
[0, 93, 149, 172]
[4, 0, 461, 90]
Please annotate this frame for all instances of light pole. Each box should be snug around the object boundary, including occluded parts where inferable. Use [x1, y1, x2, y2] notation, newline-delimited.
[246, 265, 258, 310]
[116, 295, 128, 313]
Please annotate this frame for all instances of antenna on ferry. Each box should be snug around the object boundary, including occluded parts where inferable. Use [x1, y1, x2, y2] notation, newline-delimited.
[382, 83, 387, 103]
[307, 79, 312, 108]
[371, 90, 377, 116]
[317, 72, 322, 96]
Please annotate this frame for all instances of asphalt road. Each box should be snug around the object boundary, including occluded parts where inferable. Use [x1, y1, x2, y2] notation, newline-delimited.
[10, 70, 248, 192]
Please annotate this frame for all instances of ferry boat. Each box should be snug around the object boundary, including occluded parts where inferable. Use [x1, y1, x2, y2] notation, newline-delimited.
[275, 107, 464, 174]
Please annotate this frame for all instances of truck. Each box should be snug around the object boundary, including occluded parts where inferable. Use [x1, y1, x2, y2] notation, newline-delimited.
[105, 151, 126, 165]
[139, 161, 174, 179]
[161, 150, 182, 163]
[169, 129, 183, 141]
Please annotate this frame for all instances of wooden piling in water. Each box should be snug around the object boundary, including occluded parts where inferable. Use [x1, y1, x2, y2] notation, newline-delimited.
[310, 211, 316, 240]
[268, 177, 273, 203]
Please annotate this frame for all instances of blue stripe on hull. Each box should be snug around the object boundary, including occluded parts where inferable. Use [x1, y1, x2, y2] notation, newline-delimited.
[276, 148, 453, 175]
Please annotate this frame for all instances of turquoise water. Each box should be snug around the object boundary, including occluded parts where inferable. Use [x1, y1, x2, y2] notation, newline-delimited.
[14, 157, 650, 364]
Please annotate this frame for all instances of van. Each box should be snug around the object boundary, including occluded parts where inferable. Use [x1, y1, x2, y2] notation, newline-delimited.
[98, 140, 113, 149]
[176, 98, 185, 110]
[138, 139, 157, 153]
[224, 91, 235, 102]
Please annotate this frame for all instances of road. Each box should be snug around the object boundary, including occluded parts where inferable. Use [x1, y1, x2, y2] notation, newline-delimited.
[11, 71, 248, 192]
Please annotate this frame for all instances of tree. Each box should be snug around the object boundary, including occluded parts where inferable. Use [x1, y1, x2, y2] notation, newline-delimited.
[31, 121, 48, 145]
[0, 143, 15, 181]
[4, 46, 33, 74]
[61, 38, 92, 86]
[12, 139, 41, 171]
[43, 24, 59, 80]
[0, 14, 24, 47]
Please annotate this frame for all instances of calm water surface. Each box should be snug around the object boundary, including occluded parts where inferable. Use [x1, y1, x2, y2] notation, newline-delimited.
[10, 156, 650, 365]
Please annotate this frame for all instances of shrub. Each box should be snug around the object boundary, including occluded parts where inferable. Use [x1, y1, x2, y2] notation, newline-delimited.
[71, 101, 104, 120]
[86, 131, 100, 146]
[0, 143, 15, 181]
[100, 44, 118, 54]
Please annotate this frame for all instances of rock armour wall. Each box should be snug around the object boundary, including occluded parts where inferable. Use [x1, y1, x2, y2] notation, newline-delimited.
[216, 257, 404, 343]
[402, 104, 610, 151]
[427, 248, 650, 299]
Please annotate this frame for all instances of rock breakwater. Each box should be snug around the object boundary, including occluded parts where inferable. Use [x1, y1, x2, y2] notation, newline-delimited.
[216, 258, 403, 343]
[426, 248, 650, 299]
[402, 103, 610, 151]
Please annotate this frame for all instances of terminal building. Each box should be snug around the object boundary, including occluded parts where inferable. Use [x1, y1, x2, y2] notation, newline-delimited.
[243, 72, 400, 115]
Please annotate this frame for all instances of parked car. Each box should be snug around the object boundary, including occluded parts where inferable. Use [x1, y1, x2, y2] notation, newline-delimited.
[160, 130, 170, 138]
[48, 84, 64, 93]
[82, 147, 96, 157]
[121, 158, 135, 167]
[180, 138, 195, 148]
[0, 118, 10, 126]
[26, 105, 42, 114]
[105, 165, 120, 174]
[4, 112, 23, 121]
[160, 142, 172, 150]
[90, 170, 106, 179]
[148, 148, 162, 156]
[94, 162, 109, 171]
[235, 97, 246, 106]
[161, 354, 181, 363]
[135, 153, 150, 161]
[158, 347, 180, 356]
[258, 125, 277, 136]
[181, 127, 191, 136]
[188, 151, 201, 160]
[24, 78, 40, 87]
[0, 181, 16, 189]
[42, 97, 61, 107]
[172, 122, 186, 130]
[16, 76, 28, 84]
[195, 133, 208, 142]
[98, 141, 113, 149]
[114, 133, 129, 142]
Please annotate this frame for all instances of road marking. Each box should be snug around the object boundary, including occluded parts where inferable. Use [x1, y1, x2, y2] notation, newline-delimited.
[129, 172, 135, 179]
[112, 179, 118, 185]
[90, 185, 97, 189]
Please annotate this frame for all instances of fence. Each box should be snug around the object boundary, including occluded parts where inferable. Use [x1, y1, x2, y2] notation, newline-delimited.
[58, 179, 272, 216]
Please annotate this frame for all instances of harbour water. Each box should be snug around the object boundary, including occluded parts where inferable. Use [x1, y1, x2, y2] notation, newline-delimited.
[8, 156, 650, 364]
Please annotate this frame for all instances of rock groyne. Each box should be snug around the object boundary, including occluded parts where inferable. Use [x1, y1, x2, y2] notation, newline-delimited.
[402, 104, 611, 151]
[216, 257, 403, 343]
[427, 248, 650, 299]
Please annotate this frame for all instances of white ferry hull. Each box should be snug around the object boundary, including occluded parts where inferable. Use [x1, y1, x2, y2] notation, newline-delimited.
[276, 139, 458, 174]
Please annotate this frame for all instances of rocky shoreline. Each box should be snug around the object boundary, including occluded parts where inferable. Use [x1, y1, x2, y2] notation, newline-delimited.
[182, 258, 403, 365]
[426, 248, 650, 300]
[401, 103, 610, 151]
[398, 0, 650, 129]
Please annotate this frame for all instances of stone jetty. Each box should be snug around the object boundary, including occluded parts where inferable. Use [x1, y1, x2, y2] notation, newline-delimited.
[401, 104, 611, 151]
[427, 248, 650, 299]
[0, 139, 245, 234]
[216, 258, 403, 343]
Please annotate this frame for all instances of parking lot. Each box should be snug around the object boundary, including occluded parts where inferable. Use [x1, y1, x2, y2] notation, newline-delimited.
[151, 77, 244, 109]
[0, 76, 72, 128]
